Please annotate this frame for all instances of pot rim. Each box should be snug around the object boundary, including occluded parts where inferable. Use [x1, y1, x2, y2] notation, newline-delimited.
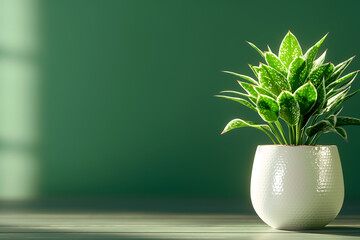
[257, 145, 337, 147]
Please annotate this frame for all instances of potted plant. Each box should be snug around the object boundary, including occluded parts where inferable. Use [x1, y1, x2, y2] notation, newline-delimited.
[217, 31, 360, 230]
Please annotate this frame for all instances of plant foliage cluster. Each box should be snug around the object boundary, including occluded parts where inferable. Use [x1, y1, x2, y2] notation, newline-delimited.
[218, 31, 360, 145]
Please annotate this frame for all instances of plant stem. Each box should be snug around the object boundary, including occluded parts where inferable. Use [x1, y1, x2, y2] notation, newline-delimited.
[275, 121, 288, 145]
[261, 128, 277, 145]
[310, 133, 322, 145]
[269, 122, 284, 145]
[296, 117, 303, 145]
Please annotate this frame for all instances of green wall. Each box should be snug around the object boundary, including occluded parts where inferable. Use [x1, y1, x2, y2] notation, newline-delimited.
[39, 0, 360, 199]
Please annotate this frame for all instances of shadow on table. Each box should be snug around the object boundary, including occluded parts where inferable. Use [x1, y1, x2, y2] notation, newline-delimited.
[298, 226, 360, 237]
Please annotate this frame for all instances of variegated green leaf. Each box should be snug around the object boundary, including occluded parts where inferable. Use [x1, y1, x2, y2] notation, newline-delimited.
[277, 91, 300, 126]
[294, 82, 317, 114]
[267, 45, 272, 52]
[306, 119, 334, 137]
[222, 71, 259, 85]
[215, 95, 256, 111]
[259, 64, 290, 96]
[279, 31, 302, 68]
[303, 33, 328, 75]
[336, 116, 360, 126]
[253, 85, 277, 99]
[334, 127, 347, 141]
[327, 71, 359, 91]
[287, 56, 306, 92]
[313, 49, 327, 70]
[327, 56, 354, 85]
[221, 118, 271, 134]
[237, 80, 257, 98]
[265, 52, 287, 76]
[257, 95, 279, 122]
[249, 64, 260, 78]
[307, 63, 332, 88]
[247, 41, 265, 59]
[220, 90, 257, 103]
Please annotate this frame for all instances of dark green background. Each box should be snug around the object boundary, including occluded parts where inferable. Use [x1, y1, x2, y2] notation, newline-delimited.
[39, 0, 360, 200]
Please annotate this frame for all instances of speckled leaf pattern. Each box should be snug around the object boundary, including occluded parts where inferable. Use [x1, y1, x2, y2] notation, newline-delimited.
[221, 118, 271, 134]
[287, 56, 306, 92]
[259, 64, 290, 96]
[327, 57, 354, 86]
[279, 31, 302, 68]
[265, 52, 287, 76]
[215, 95, 256, 111]
[256, 95, 279, 122]
[294, 82, 317, 115]
[307, 63, 332, 88]
[249, 64, 260, 78]
[303, 34, 328, 75]
[238, 81, 257, 98]
[327, 71, 359, 91]
[313, 49, 327, 70]
[277, 91, 300, 126]
[253, 85, 277, 100]
[336, 116, 360, 126]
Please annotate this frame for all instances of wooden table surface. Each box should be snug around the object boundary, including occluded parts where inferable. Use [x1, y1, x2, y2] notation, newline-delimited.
[0, 200, 359, 239]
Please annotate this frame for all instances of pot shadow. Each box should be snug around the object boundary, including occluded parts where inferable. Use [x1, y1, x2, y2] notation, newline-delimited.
[297, 226, 360, 237]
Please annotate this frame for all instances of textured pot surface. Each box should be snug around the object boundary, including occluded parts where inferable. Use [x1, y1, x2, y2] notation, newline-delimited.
[250, 145, 344, 230]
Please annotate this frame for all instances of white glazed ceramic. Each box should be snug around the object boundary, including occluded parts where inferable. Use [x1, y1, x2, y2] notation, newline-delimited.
[250, 145, 344, 230]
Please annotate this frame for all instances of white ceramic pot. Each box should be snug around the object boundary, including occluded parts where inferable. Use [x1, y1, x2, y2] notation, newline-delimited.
[250, 145, 344, 230]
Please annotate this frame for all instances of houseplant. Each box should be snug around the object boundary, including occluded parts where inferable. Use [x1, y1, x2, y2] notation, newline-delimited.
[217, 31, 360, 230]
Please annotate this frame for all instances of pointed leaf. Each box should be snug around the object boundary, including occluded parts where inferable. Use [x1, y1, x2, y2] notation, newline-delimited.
[306, 119, 334, 137]
[267, 45, 272, 53]
[327, 56, 354, 85]
[334, 127, 347, 141]
[265, 52, 287, 76]
[287, 56, 306, 92]
[313, 49, 327, 70]
[249, 64, 260, 78]
[220, 90, 257, 103]
[307, 63, 332, 88]
[277, 91, 300, 126]
[256, 95, 279, 122]
[312, 78, 326, 114]
[327, 71, 359, 91]
[253, 85, 277, 99]
[221, 118, 271, 134]
[215, 95, 257, 111]
[247, 41, 265, 59]
[303, 33, 328, 75]
[222, 71, 259, 85]
[336, 116, 360, 126]
[259, 64, 290, 96]
[279, 31, 302, 68]
[237, 80, 257, 98]
[294, 82, 317, 114]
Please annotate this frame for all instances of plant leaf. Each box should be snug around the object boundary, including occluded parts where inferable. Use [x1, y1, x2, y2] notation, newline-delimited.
[221, 118, 271, 134]
[253, 85, 277, 99]
[277, 91, 300, 126]
[294, 82, 317, 115]
[279, 31, 302, 68]
[307, 63, 332, 88]
[215, 95, 257, 111]
[247, 41, 265, 59]
[222, 71, 259, 85]
[237, 80, 257, 98]
[334, 127, 347, 141]
[303, 33, 328, 76]
[220, 90, 257, 103]
[306, 119, 334, 137]
[265, 52, 287, 76]
[327, 56, 354, 86]
[287, 56, 306, 92]
[259, 64, 290, 96]
[313, 49, 327, 70]
[249, 64, 260, 78]
[257, 95, 280, 122]
[336, 116, 360, 126]
[326, 71, 359, 91]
